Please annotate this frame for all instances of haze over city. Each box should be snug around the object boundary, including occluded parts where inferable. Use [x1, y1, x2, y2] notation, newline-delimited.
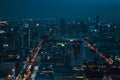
[0, 0, 120, 20]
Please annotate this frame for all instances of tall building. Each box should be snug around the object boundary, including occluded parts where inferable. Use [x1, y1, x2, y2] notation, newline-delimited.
[71, 40, 86, 67]
[95, 14, 100, 31]
[60, 19, 70, 38]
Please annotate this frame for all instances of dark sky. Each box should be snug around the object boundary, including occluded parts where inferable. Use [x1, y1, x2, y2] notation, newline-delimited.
[0, 0, 120, 20]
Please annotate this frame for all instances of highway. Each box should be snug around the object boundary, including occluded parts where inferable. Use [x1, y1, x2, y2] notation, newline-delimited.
[16, 40, 44, 80]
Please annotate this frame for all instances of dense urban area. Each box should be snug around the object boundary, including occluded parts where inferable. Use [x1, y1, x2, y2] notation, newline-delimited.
[0, 16, 120, 80]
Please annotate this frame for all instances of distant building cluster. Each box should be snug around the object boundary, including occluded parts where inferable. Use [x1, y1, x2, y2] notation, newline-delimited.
[0, 17, 120, 79]
[0, 17, 120, 62]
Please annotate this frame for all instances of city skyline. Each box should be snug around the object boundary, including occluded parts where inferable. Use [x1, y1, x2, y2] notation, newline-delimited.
[0, 0, 120, 80]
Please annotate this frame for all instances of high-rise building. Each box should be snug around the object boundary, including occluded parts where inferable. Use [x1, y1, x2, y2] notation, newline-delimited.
[71, 40, 86, 67]
[95, 14, 100, 31]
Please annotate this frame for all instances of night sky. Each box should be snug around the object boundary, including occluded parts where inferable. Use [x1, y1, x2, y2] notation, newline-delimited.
[0, 0, 120, 20]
